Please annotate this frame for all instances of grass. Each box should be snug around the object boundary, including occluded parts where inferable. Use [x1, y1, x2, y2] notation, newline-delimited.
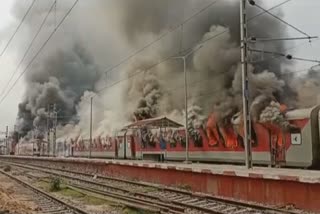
[60, 187, 84, 198]
[82, 195, 109, 205]
[35, 179, 109, 205]
[50, 177, 61, 191]
[3, 165, 11, 172]
[35, 179, 158, 213]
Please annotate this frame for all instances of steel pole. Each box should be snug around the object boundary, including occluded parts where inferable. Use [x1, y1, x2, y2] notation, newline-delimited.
[5, 126, 8, 155]
[240, 0, 252, 168]
[89, 97, 93, 158]
[47, 104, 50, 156]
[183, 57, 190, 163]
[53, 104, 57, 157]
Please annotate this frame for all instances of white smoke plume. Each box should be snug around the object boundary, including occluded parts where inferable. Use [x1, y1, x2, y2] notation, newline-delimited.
[259, 101, 290, 129]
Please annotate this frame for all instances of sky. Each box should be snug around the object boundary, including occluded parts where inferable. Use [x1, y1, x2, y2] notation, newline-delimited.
[0, 0, 319, 133]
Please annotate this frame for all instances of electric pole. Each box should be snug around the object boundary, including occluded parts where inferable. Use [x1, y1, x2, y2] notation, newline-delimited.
[172, 45, 202, 164]
[89, 97, 93, 158]
[5, 126, 8, 155]
[240, 0, 252, 168]
[53, 104, 57, 157]
[47, 104, 51, 156]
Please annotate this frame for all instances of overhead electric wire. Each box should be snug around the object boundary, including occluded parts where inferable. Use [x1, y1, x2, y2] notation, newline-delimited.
[85, 65, 313, 117]
[0, 0, 36, 58]
[47, 63, 319, 125]
[248, 48, 320, 64]
[0, 0, 79, 106]
[0, 1, 57, 99]
[76, 0, 291, 103]
[249, 36, 318, 42]
[102, 0, 220, 75]
[250, 37, 320, 64]
[247, 0, 292, 22]
[88, 29, 229, 101]
[84, 1, 298, 102]
[249, 1, 311, 38]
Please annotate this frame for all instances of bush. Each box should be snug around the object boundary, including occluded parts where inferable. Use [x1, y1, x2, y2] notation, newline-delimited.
[50, 177, 61, 192]
[3, 165, 11, 172]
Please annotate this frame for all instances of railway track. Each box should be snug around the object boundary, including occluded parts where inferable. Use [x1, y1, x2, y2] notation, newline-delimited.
[0, 169, 89, 214]
[2, 160, 304, 214]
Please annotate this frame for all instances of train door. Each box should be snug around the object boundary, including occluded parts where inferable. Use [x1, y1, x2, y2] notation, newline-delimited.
[114, 138, 118, 158]
[70, 144, 74, 157]
[130, 135, 136, 158]
[117, 130, 126, 159]
[269, 131, 286, 167]
[117, 130, 136, 159]
[125, 131, 134, 159]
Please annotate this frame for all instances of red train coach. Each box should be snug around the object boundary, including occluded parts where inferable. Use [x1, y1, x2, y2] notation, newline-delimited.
[17, 106, 320, 168]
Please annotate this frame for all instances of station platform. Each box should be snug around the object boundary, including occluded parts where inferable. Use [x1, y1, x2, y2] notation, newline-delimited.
[1, 156, 319, 212]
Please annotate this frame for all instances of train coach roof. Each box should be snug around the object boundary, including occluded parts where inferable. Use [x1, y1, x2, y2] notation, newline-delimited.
[285, 106, 319, 119]
[125, 116, 183, 129]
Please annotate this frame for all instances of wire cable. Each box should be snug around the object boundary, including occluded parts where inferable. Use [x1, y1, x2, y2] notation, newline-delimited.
[249, 1, 311, 38]
[85, 28, 230, 103]
[102, 0, 220, 75]
[0, 1, 56, 99]
[247, 0, 292, 22]
[82, 1, 298, 102]
[250, 37, 320, 64]
[248, 48, 320, 64]
[0, 0, 36, 57]
[0, 0, 79, 105]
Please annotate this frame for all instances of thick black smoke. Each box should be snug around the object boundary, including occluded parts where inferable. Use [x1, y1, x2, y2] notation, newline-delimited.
[16, 44, 99, 136]
[121, 0, 296, 126]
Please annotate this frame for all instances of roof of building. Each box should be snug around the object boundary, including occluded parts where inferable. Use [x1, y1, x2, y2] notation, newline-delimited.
[124, 116, 183, 129]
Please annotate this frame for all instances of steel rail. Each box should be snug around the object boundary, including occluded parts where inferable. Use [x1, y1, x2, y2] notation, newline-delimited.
[0, 169, 90, 214]
[1, 159, 302, 214]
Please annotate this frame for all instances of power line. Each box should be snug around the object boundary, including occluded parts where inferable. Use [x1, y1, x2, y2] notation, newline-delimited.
[249, 0, 312, 38]
[89, 64, 315, 116]
[29, 65, 317, 132]
[249, 36, 318, 42]
[250, 37, 320, 64]
[102, 0, 220, 75]
[0, 1, 56, 99]
[247, 0, 292, 22]
[80, 0, 285, 103]
[0, 0, 36, 58]
[0, 0, 79, 106]
[248, 48, 320, 64]
[86, 29, 229, 103]
[84, 3, 295, 102]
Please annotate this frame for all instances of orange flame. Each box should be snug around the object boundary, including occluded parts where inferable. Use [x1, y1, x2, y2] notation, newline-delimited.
[206, 113, 220, 146]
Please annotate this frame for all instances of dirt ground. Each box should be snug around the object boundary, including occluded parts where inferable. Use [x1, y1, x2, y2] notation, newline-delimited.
[0, 173, 38, 214]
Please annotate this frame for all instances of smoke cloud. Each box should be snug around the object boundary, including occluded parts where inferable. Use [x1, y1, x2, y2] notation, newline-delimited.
[4, 0, 317, 140]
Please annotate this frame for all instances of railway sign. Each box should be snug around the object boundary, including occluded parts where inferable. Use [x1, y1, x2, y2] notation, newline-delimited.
[291, 133, 301, 145]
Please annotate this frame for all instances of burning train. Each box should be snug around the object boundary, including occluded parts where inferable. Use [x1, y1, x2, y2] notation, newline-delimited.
[8, 1, 320, 169]
[15, 104, 320, 168]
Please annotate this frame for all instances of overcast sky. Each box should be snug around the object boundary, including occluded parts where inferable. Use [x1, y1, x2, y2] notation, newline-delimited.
[0, 0, 319, 133]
